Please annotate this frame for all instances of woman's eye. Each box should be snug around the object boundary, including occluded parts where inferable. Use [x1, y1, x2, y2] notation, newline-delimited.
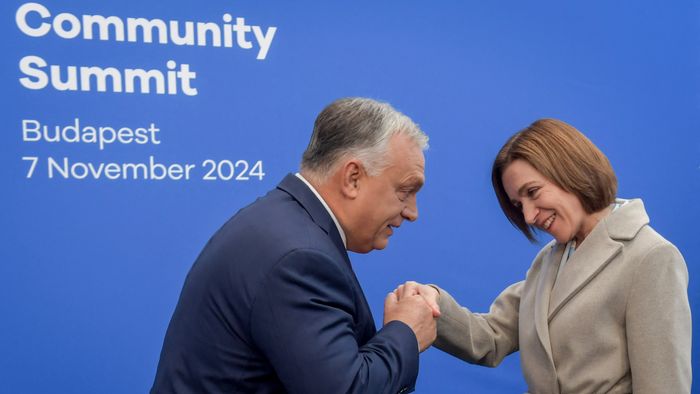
[527, 187, 539, 198]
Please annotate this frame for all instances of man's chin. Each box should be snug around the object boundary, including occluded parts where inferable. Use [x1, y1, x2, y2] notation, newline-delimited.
[347, 237, 389, 254]
[371, 239, 389, 251]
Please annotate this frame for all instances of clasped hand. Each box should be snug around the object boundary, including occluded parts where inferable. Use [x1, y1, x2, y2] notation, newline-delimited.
[383, 281, 441, 352]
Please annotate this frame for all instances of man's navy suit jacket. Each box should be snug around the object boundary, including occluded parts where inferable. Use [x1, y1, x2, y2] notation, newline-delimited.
[152, 174, 419, 393]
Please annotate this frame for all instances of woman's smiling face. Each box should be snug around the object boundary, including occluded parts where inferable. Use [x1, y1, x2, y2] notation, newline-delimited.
[502, 159, 595, 244]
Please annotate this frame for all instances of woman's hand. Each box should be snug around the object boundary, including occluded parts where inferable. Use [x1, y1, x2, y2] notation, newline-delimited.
[394, 281, 441, 318]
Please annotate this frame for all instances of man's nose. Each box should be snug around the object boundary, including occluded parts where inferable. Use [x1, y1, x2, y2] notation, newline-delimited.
[522, 201, 538, 225]
[402, 196, 418, 222]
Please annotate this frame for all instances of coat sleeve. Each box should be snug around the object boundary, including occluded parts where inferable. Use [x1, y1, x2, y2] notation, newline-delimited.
[625, 241, 691, 394]
[432, 282, 521, 367]
[250, 248, 419, 394]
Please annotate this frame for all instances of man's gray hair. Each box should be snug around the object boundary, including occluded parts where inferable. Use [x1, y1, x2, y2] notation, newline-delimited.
[300, 97, 428, 183]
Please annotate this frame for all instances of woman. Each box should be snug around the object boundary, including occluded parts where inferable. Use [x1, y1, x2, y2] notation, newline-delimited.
[398, 119, 691, 393]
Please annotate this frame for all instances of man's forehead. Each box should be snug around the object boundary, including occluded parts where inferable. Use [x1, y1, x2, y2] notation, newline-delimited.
[400, 167, 425, 187]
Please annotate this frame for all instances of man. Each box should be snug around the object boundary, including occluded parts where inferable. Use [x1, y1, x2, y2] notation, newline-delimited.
[152, 98, 438, 393]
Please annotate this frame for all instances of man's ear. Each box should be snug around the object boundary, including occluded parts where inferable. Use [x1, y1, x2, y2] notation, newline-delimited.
[340, 160, 363, 199]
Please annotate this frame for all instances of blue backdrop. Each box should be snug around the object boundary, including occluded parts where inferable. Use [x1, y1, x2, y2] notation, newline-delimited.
[2, 1, 698, 392]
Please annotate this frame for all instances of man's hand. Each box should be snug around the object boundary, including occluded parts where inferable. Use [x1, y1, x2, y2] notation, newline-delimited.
[383, 290, 436, 352]
[394, 281, 440, 318]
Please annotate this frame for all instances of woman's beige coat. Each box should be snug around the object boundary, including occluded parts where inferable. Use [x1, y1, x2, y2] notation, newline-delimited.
[434, 199, 691, 393]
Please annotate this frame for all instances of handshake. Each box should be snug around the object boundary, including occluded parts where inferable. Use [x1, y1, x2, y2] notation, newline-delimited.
[384, 281, 440, 352]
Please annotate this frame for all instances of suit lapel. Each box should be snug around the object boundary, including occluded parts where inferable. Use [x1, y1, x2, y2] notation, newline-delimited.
[548, 216, 622, 321]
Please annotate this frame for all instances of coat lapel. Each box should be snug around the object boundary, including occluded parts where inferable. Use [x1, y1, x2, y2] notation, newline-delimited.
[548, 199, 649, 321]
[534, 243, 563, 375]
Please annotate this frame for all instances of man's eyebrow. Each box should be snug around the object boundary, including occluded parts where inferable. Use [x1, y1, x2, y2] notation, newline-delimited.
[402, 176, 424, 189]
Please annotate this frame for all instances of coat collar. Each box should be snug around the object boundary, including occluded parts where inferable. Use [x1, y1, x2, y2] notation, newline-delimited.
[276, 173, 349, 260]
[606, 199, 649, 240]
[547, 198, 649, 321]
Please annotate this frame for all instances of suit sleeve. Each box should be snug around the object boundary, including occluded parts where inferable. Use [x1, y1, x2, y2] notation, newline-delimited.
[249, 248, 419, 394]
[432, 282, 521, 367]
[625, 242, 691, 394]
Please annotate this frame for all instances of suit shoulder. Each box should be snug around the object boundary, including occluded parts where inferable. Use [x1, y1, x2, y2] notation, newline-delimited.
[216, 188, 336, 254]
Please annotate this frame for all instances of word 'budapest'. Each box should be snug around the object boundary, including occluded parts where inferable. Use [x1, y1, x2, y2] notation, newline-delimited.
[22, 118, 161, 151]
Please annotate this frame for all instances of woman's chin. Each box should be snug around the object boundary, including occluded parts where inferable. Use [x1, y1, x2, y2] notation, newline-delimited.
[549, 231, 570, 244]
